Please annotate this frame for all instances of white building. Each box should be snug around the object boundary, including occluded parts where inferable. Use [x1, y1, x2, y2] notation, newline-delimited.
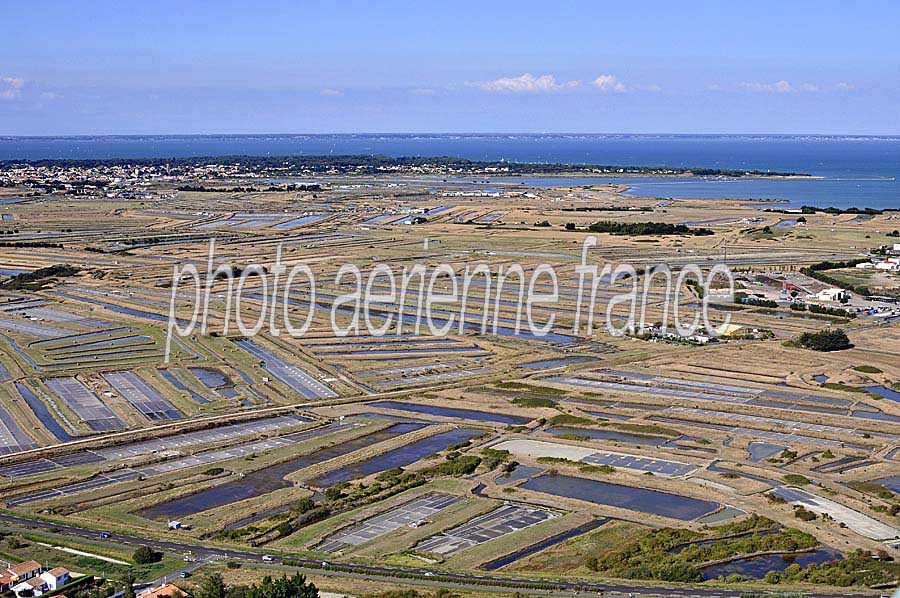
[815, 288, 848, 302]
[12, 578, 47, 597]
[39, 568, 70, 591]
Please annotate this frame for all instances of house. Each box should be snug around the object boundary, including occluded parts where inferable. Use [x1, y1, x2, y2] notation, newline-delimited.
[139, 584, 188, 598]
[0, 572, 14, 593]
[875, 258, 900, 271]
[39, 568, 70, 591]
[12, 576, 48, 597]
[6, 561, 42, 583]
[815, 288, 848, 302]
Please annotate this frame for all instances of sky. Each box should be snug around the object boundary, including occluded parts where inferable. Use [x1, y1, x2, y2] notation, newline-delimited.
[2, 1, 899, 135]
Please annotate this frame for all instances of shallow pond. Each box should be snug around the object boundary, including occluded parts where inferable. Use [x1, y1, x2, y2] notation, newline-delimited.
[521, 474, 718, 521]
[700, 547, 842, 580]
[519, 356, 597, 369]
[373, 401, 531, 425]
[136, 422, 424, 520]
[14, 383, 73, 442]
[747, 442, 788, 462]
[159, 370, 209, 404]
[309, 427, 482, 487]
[190, 367, 231, 388]
[863, 385, 900, 403]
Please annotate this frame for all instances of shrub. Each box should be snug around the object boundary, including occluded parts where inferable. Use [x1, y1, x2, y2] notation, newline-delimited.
[853, 365, 883, 374]
[132, 546, 161, 564]
[511, 397, 557, 408]
[783, 474, 811, 486]
[791, 329, 851, 352]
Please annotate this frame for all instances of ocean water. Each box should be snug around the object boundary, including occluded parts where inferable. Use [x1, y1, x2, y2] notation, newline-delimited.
[1, 134, 898, 209]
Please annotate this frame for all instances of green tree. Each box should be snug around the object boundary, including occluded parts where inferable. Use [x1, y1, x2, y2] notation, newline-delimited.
[324, 486, 344, 501]
[276, 522, 294, 537]
[132, 545, 161, 564]
[6, 535, 23, 550]
[293, 497, 316, 513]
[195, 574, 227, 598]
[793, 329, 852, 352]
[244, 574, 318, 598]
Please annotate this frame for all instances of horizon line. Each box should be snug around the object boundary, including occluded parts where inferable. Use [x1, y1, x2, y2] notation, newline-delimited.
[3, 132, 900, 139]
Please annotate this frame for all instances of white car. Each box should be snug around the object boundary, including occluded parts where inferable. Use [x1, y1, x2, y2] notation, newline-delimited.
[261, 555, 274, 562]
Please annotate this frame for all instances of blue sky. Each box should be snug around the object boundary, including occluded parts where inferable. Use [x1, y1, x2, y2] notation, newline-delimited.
[2, 1, 899, 135]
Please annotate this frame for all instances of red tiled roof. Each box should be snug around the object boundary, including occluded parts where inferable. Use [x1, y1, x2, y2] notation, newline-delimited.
[47, 567, 69, 577]
[8, 561, 41, 576]
[140, 584, 188, 598]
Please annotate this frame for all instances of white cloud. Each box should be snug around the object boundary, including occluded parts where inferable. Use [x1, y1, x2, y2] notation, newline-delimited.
[411, 88, 435, 95]
[0, 77, 24, 100]
[835, 82, 855, 91]
[740, 80, 794, 93]
[592, 74, 626, 93]
[472, 73, 581, 93]
[738, 80, 822, 93]
[320, 88, 344, 97]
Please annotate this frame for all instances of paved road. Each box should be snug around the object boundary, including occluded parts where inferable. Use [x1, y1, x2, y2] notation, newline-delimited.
[0, 513, 884, 598]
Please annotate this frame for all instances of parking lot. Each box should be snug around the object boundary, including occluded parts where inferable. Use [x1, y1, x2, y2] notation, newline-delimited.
[316, 493, 465, 553]
[416, 504, 555, 556]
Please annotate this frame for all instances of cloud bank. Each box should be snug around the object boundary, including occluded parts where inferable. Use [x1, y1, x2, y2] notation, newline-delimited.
[0, 77, 24, 100]
[471, 73, 581, 92]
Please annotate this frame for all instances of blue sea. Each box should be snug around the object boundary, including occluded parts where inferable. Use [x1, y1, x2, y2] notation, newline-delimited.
[1, 134, 898, 209]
